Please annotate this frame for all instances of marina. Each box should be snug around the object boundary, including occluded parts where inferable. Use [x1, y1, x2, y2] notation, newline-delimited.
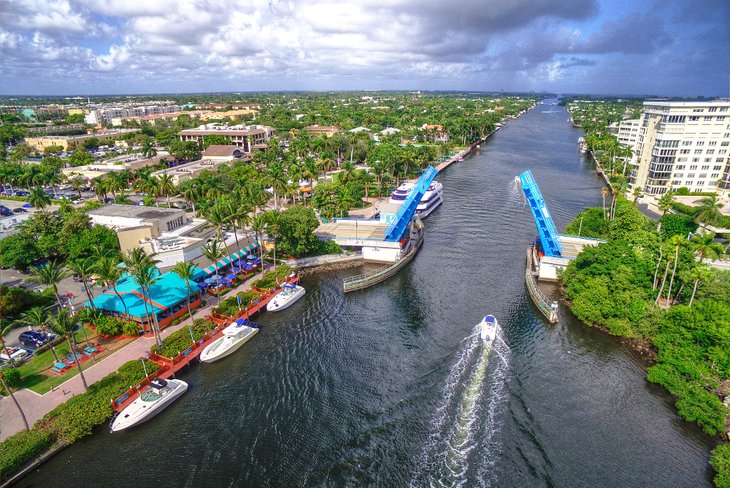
[19, 102, 715, 488]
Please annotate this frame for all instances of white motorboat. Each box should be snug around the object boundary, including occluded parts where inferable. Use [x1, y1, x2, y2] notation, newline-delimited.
[110, 378, 188, 432]
[389, 182, 415, 204]
[415, 181, 443, 218]
[200, 319, 259, 363]
[266, 283, 305, 312]
[479, 314, 498, 343]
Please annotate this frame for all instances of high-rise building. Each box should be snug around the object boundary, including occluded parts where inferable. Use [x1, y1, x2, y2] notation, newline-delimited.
[629, 100, 730, 196]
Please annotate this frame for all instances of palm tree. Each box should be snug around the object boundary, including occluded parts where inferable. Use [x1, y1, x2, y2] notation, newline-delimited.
[50, 311, 88, 391]
[201, 238, 226, 288]
[688, 266, 712, 307]
[141, 141, 157, 159]
[128, 262, 162, 348]
[251, 214, 268, 271]
[690, 231, 725, 262]
[67, 258, 97, 310]
[658, 191, 674, 215]
[17, 306, 60, 362]
[0, 324, 17, 368]
[694, 194, 724, 227]
[171, 261, 197, 320]
[266, 162, 288, 209]
[0, 370, 29, 431]
[28, 186, 51, 210]
[93, 255, 128, 315]
[27, 260, 69, 309]
[664, 235, 685, 308]
[179, 180, 201, 216]
[155, 171, 177, 208]
[265, 211, 281, 274]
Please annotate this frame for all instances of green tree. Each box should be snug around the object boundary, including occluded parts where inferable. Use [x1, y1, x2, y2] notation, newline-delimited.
[67, 258, 97, 311]
[155, 171, 177, 207]
[658, 192, 675, 215]
[16, 306, 60, 362]
[50, 310, 88, 391]
[171, 261, 197, 320]
[26, 260, 69, 309]
[27, 187, 51, 210]
[201, 239, 226, 290]
[269, 206, 320, 257]
[123, 248, 162, 347]
[93, 255, 127, 315]
[695, 194, 724, 227]
[691, 231, 725, 262]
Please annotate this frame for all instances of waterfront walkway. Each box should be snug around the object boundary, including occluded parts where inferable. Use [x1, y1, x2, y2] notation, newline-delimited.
[0, 264, 272, 441]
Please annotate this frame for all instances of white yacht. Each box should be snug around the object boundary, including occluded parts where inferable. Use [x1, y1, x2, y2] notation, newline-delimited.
[415, 181, 443, 218]
[266, 283, 305, 312]
[200, 319, 259, 363]
[479, 314, 498, 343]
[110, 378, 188, 432]
[388, 182, 415, 204]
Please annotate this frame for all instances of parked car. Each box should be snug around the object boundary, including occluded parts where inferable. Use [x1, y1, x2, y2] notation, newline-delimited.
[12, 207, 27, 213]
[19, 331, 55, 348]
[0, 348, 29, 363]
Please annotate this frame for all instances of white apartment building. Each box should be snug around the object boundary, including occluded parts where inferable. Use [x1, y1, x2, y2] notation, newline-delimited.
[630, 100, 730, 196]
[617, 118, 640, 147]
[84, 104, 181, 125]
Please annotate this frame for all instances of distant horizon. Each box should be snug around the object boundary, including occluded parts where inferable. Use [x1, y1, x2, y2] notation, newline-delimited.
[1, 1, 728, 98]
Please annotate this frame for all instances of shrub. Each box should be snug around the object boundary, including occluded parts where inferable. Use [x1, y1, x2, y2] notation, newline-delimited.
[93, 315, 122, 336]
[122, 321, 141, 336]
[1, 368, 22, 389]
[711, 444, 730, 488]
[151, 319, 217, 358]
[0, 429, 55, 480]
[659, 214, 697, 239]
[252, 264, 293, 290]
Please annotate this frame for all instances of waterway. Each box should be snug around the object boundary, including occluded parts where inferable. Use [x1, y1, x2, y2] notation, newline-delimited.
[20, 101, 714, 487]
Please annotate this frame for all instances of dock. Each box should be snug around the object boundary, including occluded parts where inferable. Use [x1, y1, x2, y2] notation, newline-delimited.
[525, 246, 558, 323]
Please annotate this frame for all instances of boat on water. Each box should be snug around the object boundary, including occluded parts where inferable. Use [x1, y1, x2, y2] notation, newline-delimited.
[479, 314, 498, 343]
[389, 182, 416, 204]
[415, 181, 443, 218]
[200, 318, 259, 363]
[266, 283, 305, 312]
[110, 378, 188, 432]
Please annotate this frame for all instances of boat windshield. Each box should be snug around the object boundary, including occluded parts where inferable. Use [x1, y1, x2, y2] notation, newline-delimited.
[140, 387, 166, 402]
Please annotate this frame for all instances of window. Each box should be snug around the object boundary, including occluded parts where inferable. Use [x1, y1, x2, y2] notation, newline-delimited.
[711, 173, 720, 178]
[705, 116, 713, 121]
[702, 165, 710, 170]
[678, 157, 688, 162]
[672, 180, 681, 186]
[707, 150, 715, 154]
[697, 141, 705, 146]
[694, 149, 703, 154]
[717, 158, 726, 162]
[705, 158, 712, 162]
[709, 107, 718, 112]
[714, 165, 723, 171]
[683, 140, 692, 146]
[688, 173, 696, 178]
[675, 173, 684, 178]
[689, 116, 700, 122]
[680, 149, 690, 154]
[720, 107, 728, 112]
[667, 115, 686, 123]
[721, 142, 729, 146]
[676, 165, 685, 169]
[719, 116, 726, 121]
[709, 141, 717, 146]
[693, 157, 700, 162]
[699, 173, 707, 178]
[685, 181, 693, 186]
[692, 108, 704, 112]
[690, 165, 698, 170]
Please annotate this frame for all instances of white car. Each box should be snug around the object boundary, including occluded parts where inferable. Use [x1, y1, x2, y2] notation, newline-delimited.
[0, 348, 29, 362]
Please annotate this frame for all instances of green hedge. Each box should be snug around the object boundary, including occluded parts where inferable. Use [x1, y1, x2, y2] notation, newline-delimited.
[151, 319, 216, 358]
[94, 315, 122, 336]
[252, 264, 293, 290]
[0, 358, 158, 481]
[212, 290, 260, 317]
[712, 444, 730, 488]
[0, 429, 55, 480]
[122, 321, 142, 336]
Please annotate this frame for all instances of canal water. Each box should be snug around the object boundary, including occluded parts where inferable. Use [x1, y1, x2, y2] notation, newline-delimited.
[20, 102, 714, 487]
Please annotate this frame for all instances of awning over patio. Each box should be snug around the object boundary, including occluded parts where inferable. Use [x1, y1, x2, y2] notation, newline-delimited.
[199, 242, 259, 278]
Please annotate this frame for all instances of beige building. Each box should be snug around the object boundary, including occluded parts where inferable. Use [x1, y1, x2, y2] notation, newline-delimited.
[303, 125, 340, 137]
[88, 204, 217, 267]
[629, 100, 730, 196]
[24, 129, 139, 152]
[151, 145, 247, 185]
[178, 124, 274, 152]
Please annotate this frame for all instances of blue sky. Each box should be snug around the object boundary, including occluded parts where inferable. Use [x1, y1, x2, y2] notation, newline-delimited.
[0, 0, 728, 97]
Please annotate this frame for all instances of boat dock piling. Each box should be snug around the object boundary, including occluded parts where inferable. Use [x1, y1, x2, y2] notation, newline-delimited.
[525, 246, 559, 323]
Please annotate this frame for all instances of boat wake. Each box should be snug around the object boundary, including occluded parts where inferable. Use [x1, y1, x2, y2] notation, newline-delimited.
[412, 325, 511, 487]
[510, 176, 527, 208]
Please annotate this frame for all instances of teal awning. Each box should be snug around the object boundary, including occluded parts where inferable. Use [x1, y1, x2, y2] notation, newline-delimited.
[201, 242, 259, 277]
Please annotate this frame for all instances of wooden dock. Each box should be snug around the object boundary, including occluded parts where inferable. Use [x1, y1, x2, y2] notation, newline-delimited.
[525, 246, 559, 323]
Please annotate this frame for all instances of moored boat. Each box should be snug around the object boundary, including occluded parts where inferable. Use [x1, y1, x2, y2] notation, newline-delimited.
[200, 318, 259, 363]
[110, 378, 188, 432]
[266, 283, 305, 312]
[389, 182, 415, 204]
[479, 314, 498, 343]
[415, 181, 443, 218]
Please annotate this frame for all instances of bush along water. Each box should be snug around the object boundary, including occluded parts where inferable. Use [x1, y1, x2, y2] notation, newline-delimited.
[560, 196, 729, 486]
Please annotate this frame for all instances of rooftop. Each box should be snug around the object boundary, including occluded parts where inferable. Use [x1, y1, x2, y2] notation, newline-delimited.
[202, 145, 243, 158]
[88, 204, 184, 220]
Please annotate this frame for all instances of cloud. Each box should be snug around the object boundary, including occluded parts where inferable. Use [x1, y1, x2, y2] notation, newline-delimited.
[0, 0, 726, 96]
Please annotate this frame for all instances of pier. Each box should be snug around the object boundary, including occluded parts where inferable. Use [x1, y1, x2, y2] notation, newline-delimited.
[525, 246, 558, 323]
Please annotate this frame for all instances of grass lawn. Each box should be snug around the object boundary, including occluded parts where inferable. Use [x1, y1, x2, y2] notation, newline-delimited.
[14, 325, 135, 394]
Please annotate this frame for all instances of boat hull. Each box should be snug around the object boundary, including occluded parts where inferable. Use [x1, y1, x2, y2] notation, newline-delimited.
[200, 327, 258, 363]
[479, 315, 498, 343]
[110, 379, 188, 432]
[266, 286, 305, 312]
[415, 192, 443, 218]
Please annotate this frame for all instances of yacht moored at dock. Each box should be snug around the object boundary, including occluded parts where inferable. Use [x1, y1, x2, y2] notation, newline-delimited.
[266, 283, 306, 312]
[389, 182, 415, 204]
[200, 318, 259, 363]
[110, 378, 188, 432]
[415, 181, 443, 218]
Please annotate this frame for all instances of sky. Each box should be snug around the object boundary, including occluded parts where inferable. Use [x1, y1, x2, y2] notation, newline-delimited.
[0, 0, 728, 97]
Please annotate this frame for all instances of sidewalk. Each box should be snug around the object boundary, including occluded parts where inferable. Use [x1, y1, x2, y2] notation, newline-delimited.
[0, 263, 273, 441]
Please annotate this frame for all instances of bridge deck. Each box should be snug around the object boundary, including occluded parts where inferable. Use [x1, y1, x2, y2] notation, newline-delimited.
[316, 220, 389, 241]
